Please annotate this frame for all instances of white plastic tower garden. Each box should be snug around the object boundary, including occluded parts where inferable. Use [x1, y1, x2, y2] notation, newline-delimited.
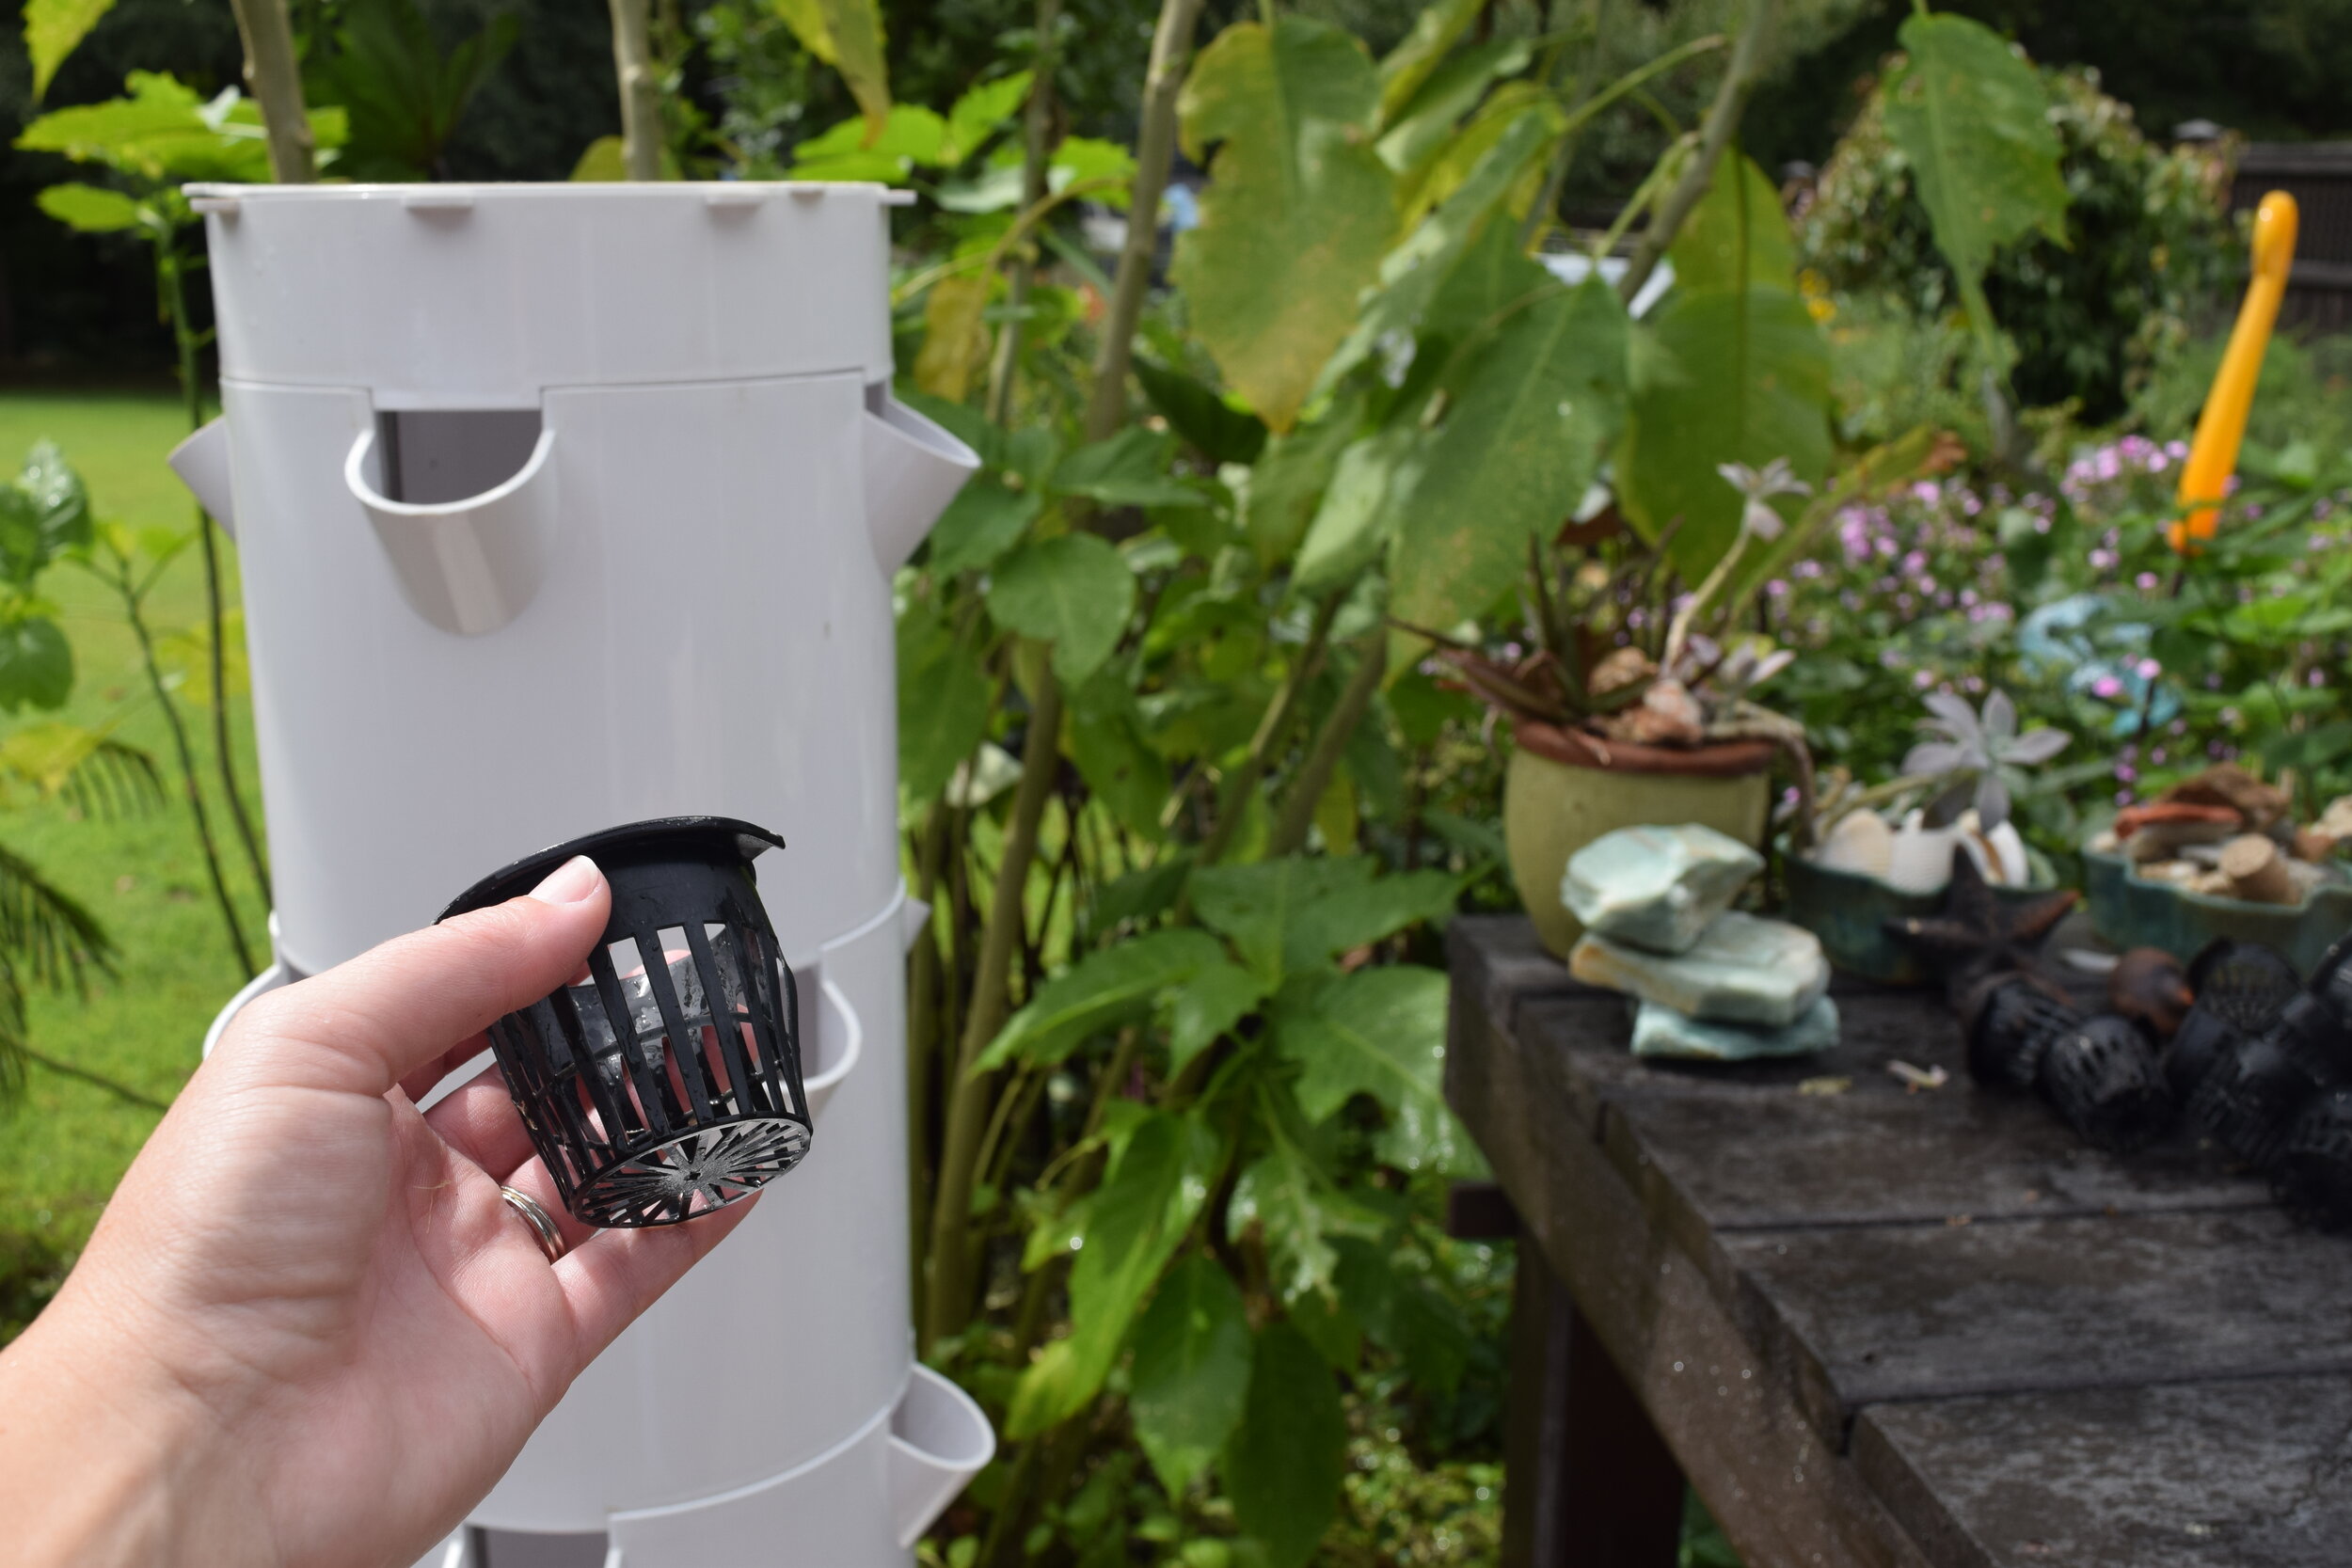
[173, 182, 993, 1568]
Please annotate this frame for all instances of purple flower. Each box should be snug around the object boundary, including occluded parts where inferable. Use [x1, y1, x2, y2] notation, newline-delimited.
[2136, 572, 2160, 591]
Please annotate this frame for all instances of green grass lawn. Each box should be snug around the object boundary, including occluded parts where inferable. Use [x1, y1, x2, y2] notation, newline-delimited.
[0, 390, 269, 1335]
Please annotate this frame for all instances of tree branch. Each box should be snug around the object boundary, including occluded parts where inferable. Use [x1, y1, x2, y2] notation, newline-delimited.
[921, 664, 1065, 1350]
[1614, 0, 1777, 306]
[1267, 628, 1384, 857]
[1081, 0, 1207, 444]
[224, 0, 314, 182]
[608, 0, 663, 181]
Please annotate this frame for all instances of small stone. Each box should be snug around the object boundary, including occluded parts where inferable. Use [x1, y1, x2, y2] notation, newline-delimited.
[1631, 996, 1839, 1060]
[1570, 911, 1830, 1026]
[1561, 823, 1762, 955]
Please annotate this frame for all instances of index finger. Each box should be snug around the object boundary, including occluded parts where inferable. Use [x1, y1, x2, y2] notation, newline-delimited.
[217, 855, 610, 1099]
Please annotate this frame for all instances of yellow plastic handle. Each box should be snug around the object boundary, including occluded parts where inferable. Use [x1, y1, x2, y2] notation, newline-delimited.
[2171, 191, 2298, 551]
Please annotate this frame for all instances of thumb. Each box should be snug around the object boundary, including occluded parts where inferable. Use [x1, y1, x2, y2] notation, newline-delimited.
[215, 855, 611, 1099]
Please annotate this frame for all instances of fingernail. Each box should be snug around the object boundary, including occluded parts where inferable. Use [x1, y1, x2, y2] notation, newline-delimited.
[530, 855, 603, 905]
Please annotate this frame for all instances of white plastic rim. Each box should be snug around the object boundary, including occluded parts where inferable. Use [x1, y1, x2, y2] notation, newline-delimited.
[886, 1365, 996, 1548]
[191, 182, 899, 400]
[804, 974, 864, 1122]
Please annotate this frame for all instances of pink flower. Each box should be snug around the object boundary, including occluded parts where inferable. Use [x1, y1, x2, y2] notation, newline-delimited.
[2092, 674, 2124, 700]
[2135, 657, 2161, 680]
[2136, 572, 2160, 591]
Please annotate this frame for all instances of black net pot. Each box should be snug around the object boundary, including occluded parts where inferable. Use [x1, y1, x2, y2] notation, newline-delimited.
[2185, 1030, 2323, 1172]
[2274, 1088, 2352, 1231]
[2267, 991, 2352, 1090]
[440, 816, 810, 1228]
[2036, 1015, 2172, 1153]
[2311, 932, 2352, 1031]
[1966, 978, 2077, 1092]
[2167, 940, 2303, 1103]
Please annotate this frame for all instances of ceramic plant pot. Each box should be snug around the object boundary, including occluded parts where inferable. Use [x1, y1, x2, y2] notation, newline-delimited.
[2083, 845, 2352, 974]
[1782, 852, 2063, 985]
[1504, 720, 1775, 960]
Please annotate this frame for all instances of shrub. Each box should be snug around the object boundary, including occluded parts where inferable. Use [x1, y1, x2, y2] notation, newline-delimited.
[1800, 58, 2239, 423]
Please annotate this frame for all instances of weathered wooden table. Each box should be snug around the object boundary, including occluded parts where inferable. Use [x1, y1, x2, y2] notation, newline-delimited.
[1445, 915, 2352, 1568]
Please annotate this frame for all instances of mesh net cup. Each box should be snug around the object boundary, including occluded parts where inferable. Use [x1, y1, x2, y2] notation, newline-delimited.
[2166, 940, 2302, 1103]
[2274, 1088, 2352, 1231]
[2036, 1014, 2173, 1153]
[439, 816, 811, 1227]
[1966, 978, 2077, 1092]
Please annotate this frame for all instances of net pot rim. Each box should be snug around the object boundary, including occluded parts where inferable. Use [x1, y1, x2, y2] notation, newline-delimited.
[437, 815, 787, 923]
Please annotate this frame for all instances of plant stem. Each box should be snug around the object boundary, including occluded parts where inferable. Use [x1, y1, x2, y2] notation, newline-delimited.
[23, 1049, 168, 1112]
[224, 0, 315, 182]
[986, 0, 1063, 426]
[1268, 629, 1384, 857]
[608, 0, 663, 180]
[1520, 0, 1607, 247]
[907, 802, 950, 1322]
[109, 557, 257, 977]
[1080, 0, 1207, 444]
[923, 665, 1065, 1352]
[158, 235, 271, 908]
[1195, 593, 1340, 868]
[1615, 0, 1776, 306]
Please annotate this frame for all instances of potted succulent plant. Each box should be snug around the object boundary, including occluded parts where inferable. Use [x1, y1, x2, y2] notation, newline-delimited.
[1422, 462, 1815, 958]
[1789, 689, 2071, 981]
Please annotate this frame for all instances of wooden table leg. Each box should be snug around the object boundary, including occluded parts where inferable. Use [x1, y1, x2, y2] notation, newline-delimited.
[1503, 1242, 1687, 1568]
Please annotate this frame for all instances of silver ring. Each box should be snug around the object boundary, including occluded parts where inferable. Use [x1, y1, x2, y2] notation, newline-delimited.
[501, 1185, 566, 1264]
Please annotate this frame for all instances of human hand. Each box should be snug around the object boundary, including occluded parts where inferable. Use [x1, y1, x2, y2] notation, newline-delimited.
[0, 855, 757, 1568]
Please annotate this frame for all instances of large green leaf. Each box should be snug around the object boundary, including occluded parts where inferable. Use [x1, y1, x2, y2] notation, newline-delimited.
[1240, 404, 1359, 567]
[1274, 965, 1469, 1173]
[35, 181, 140, 233]
[975, 928, 1228, 1073]
[1134, 357, 1267, 466]
[1614, 150, 1830, 578]
[1665, 152, 1798, 296]
[896, 604, 991, 806]
[1129, 1255, 1253, 1498]
[18, 71, 346, 185]
[1228, 1118, 1378, 1300]
[986, 533, 1136, 684]
[0, 613, 73, 713]
[1171, 17, 1398, 433]
[1372, 0, 1483, 128]
[1164, 958, 1268, 1069]
[771, 0, 891, 142]
[1067, 668, 1172, 841]
[1292, 426, 1410, 594]
[1051, 427, 1206, 509]
[1615, 287, 1831, 579]
[1006, 1112, 1216, 1437]
[1375, 37, 1531, 177]
[24, 0, 113, 102]
[926, 480, 1038, 577]
[1190, 854, 1455, 984]
[1883, 12, 2068, 307]
[1386, 276, 1629, 637]
[940, 69, 1030, 166]
[1224, 1323, 1347, 1568]
[1324, 103, 1555, 394]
